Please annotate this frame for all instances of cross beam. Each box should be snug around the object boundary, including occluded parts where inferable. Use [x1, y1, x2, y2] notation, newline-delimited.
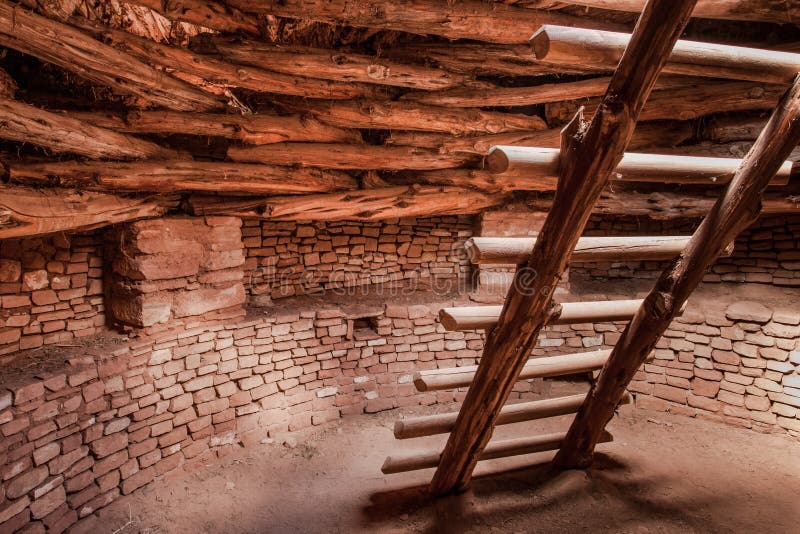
[428, 0, 699, 495]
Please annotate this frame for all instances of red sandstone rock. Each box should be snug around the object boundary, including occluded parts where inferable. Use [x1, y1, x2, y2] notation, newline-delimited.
[725, 301, 773, 324]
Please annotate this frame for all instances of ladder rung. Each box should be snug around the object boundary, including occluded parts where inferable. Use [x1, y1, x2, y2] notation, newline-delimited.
[394, 392, 631, 439]
[381, 430, 613, 474]
[439, 299, 647, 331]
[486, 147, 792, 186]
[532, 25, 800, 85]
[414, 349, 611, 392]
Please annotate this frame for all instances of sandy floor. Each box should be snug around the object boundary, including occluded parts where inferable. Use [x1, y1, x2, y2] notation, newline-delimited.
[91, 397, 800, 534]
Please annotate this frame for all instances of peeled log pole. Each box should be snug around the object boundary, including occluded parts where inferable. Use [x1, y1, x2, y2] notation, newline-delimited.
[187, 186, 506, 221]
[466, 236, 698, 265]
[555, 76, 800, 469]
[8, 160, 358, 194]
[0, 186, 176, 239]
[430, 0, 698, 496]
[227, 143, 476, 170]
[227, 0, 622, 45]
[72, 110, 360, 145]
[545, 80, 784, 124]
[0, 1, 221, 111]
[394, 393, 631, 440]
[278, 100, 547, 135]
[0, 98, 177, 160]
[487, 147, 792, 186]
[533, 26, 800, 85]
[414, 350, 613, 393]
[562, 0, 799, 24]
[382, 431, 613, 474]
[439, 299, 649, 331]
[212, 39, 471, 91]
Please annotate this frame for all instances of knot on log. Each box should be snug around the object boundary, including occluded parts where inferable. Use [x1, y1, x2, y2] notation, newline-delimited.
[647, 291, 676, 321]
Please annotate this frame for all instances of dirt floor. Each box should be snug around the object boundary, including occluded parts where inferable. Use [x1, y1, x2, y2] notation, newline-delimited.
[92, 390, 800, 534]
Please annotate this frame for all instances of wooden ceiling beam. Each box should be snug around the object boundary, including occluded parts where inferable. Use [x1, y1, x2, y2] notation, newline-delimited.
[7, 160, 359, 195]
[0, 1, 222, 111]
[428, 0, 698, 496]
[225, 0, 624, 44]
[0, 97, 178, 160]
[533, 25, 800, 85]
[554, 75, 800, 470]
[561, 1, 799, 24]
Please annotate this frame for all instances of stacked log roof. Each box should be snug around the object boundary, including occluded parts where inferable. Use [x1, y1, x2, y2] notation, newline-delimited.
[0, 0, 799, 237]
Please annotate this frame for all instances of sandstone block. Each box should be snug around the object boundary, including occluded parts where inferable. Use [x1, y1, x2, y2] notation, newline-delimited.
[725, 301, 772, 324]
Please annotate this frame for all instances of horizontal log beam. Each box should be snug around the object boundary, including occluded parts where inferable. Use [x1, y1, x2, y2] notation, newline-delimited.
[413, 350, 613, 392]
[227, 143, 477, 170]
[439, 299, 646, 332]
[394, 392, 631, 439]
[0, 98, 177, 160]
[227, 0, 623, 45]
[561, 1, 799, 24]
[76, 19, 388, 101]
[487, 147, 792, 186]
[384, 42, 602, 77]
[211, 39, 471, 91]
[278, 100, 547, 135]
[125, 0, 261, 34]
[71, 110, 360, 145]
[0, 186, 176, 239]
[533, 26, 800, 85]
[187, 186, 507, 221]
[466, 236, 702, 264]
[7, 160, 358, 194]
[545, 80, 784, 124]
[381, 430, 613, 474]
[387, 121, 695, 156]
[0, 1, 221, 111]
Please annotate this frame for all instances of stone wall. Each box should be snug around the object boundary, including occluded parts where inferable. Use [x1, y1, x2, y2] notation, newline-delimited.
[0, 233, 104, 358]
[242, 216, 474, 302]
[573, 214, 800, 287]
[0, 299, 552, 532]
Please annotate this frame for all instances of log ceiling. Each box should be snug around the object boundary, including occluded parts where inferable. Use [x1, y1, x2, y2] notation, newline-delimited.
[0, 0, 799, 237]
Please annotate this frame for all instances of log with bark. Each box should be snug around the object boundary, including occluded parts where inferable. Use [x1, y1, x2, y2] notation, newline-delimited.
[429, 0, 698, 496]
[227, 143, 478, 170]
[0, 98, 178, 160]
[125, 0, 260, 34]
[0, 1, 222, 111]
[226, 0, 624, 44]
[545, 80, 784, 124]
[387, 121, 695, 155]
[555, 75, 800, 470]
[7, 160, 358, 194]
[0, 66, 16, 99]
[187, 185, 507, 220]
[487, 147, 792, 186]
[71, 110, 360, 145]
[533, 25, 800, 85]
[0, 186, 176, 238]
[561, 0, 799, 24]
[277, 100, 547, 135]
[75, 18, 388, 101]
[210, 39, 472, 91]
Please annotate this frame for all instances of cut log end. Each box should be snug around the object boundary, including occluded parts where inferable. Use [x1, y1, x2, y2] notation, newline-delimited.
[486, 147, 511, 174]
[530, 27, 551, 59]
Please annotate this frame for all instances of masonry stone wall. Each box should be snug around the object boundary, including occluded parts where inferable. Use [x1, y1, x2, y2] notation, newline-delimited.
[0, 233, 104, 358]
[242, 216, 474, 301]
[1, 212, 800, 533]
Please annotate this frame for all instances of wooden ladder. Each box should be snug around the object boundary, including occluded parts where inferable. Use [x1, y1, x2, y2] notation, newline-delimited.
[380, 0, 800, 495]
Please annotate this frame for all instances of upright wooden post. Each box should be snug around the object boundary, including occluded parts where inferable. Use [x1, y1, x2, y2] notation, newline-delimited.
[554, 76, 800, 469]
[428, 0, 698, 496]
